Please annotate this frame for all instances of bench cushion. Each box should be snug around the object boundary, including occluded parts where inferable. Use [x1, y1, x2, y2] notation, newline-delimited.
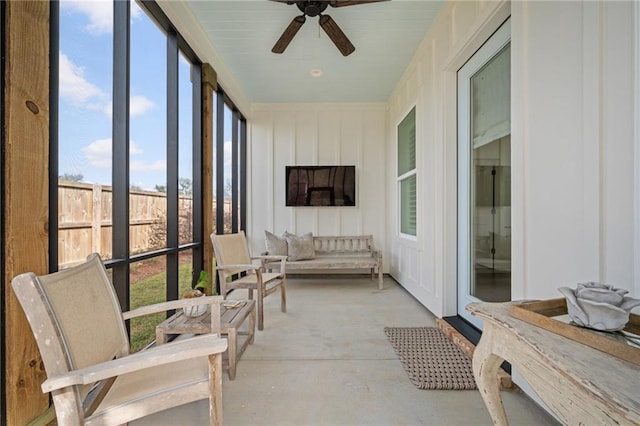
[284, 232, 316, 261]
[264, 231, 287, 256]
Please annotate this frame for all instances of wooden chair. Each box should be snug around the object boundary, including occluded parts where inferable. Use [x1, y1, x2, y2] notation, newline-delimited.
[211, 231, 287, 330]
[11, 253, 227, 426]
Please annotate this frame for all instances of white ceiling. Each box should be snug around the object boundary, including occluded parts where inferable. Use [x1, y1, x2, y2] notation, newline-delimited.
[181, 1, 444, 103]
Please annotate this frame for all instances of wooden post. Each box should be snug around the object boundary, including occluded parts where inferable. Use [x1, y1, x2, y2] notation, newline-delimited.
[202, 63, 217, 286]
[4, 1, 52, 424]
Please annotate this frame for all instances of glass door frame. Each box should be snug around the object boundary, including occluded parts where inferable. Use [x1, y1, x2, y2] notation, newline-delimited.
[457, 18, 511, 329]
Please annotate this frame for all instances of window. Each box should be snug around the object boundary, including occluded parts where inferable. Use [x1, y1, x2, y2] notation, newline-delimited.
[53, 0, 208, 351]
[53, 0, 247, 349]
[397, 107, 417, 236]
[57, 0, 114, 265]
[178, 51, 194, 245]
[213, 88, 246, 236]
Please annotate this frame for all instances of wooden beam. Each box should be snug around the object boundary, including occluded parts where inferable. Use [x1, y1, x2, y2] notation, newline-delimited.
[201, 63, 216, 287]
[202, 63, 217, 91]
[4, 1, 52, 424]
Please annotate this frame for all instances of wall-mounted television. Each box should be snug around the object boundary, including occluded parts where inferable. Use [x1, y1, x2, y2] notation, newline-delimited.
[286, 165, 356, 207]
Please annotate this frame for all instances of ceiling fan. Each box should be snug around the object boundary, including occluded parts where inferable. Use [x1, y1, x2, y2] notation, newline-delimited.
[270, 1, 389, 57]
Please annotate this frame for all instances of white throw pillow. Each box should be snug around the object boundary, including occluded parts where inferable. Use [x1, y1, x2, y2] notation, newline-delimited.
[284, 232, 315, 261]
[264, 230, 288, 256]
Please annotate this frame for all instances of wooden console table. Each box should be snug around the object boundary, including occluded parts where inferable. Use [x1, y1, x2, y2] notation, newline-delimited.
[467, 302, 640, 425]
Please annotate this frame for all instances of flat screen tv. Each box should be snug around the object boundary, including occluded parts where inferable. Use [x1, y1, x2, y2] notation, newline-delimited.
[286, 165, 356, 207]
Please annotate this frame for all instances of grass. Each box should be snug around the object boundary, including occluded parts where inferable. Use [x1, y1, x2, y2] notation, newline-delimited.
[129, 263, 194, 352]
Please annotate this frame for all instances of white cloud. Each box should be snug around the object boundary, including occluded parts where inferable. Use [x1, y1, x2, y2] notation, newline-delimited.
[82, 139, 152, 170]
[130, 96, 155, 117]
[130, 1, 143, 19]
[61, 0, 113, 35]
[102, 96, 155, 118]
[130, 142, 144, 156]
[100, 95, 156, 118]
[59, 53, 106, 107]
[81, 138, 112, 169]
[82, 138, 165, 175]
[60, 0, 142, 35]
[60, 53, 154, 118]
[131, 160, 166, 172]
[224, 140, 233, 167]
[129, 141, 165, 174]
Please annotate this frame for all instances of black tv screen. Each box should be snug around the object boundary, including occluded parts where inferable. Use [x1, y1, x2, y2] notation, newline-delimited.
[286, 165, 356, 207]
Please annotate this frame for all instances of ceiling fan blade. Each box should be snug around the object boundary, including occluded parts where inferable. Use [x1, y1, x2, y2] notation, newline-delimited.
[270, 0, 295, 4]
[329, 0, 389, 7]
[319, 14, 355, 56]
[272, 15, 306, 54]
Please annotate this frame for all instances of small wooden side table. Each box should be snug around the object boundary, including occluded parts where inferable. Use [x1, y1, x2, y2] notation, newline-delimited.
[156, 300, 256, 380]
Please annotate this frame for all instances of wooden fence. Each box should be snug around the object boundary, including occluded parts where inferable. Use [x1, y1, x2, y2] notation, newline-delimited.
[58, 182, 228, 267]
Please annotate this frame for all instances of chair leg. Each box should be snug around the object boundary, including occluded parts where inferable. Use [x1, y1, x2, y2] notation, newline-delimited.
[208, 353, 223, 426]
[220, 275, 228, 299]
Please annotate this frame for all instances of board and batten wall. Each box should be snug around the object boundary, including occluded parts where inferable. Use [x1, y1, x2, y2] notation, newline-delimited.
[511, 0, 637, 300]
[388, 0, 638, 319]
[387, 0, 512, 318]
[247, 103, 388, 261]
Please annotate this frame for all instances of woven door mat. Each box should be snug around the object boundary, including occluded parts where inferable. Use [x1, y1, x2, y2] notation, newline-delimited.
[384, 327, 477, 390]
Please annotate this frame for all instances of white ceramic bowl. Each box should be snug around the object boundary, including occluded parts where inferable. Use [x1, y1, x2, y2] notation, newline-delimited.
[183, 304, 208, 317]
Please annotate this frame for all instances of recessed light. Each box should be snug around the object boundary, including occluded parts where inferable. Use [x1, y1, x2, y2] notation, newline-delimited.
[310, 69, 323, 78]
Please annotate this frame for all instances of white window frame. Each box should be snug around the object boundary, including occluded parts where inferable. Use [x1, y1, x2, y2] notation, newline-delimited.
[397, 105, 418, 240]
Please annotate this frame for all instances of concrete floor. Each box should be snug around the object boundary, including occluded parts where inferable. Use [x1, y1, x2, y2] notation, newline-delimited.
[133, 276, 558, 426]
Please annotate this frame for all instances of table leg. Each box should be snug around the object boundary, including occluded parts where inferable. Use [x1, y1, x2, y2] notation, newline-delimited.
[227, 328, 237, 380]
[473, 323, 508, 426]
[155, 328, 168, 345]
[248, 302, 256, 344]
[280, 277, 287, 313]
[257, 285, 264, 331]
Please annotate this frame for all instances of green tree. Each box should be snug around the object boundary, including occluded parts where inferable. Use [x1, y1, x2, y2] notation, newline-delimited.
[179, 178, 192, 195]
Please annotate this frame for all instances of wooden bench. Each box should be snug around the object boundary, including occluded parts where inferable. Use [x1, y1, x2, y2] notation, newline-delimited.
[263, 235, 383, 290]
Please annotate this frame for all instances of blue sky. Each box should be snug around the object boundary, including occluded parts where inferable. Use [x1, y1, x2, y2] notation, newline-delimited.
[58, 0, 232, 191]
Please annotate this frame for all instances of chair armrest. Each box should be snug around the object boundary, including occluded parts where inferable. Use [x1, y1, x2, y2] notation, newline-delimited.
[254, 255, 287, 274]
[217, 264, 260, 271]
[41, 334, 228, 393]
[252, 255, 287, 261]
[122, 295, 223, 320]
[369, 245, 382, 260]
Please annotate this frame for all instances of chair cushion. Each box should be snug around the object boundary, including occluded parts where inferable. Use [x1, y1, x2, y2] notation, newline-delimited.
[264, 231, 288, 257]
[284, 232, 316, 261]
[94, 356, 210, 422]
